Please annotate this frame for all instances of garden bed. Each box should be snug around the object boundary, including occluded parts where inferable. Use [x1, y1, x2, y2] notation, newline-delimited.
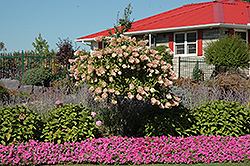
[1, 135, 250, 165]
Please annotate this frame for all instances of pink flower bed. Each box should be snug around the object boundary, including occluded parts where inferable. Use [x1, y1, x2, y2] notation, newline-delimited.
[1, 135, 250, 165]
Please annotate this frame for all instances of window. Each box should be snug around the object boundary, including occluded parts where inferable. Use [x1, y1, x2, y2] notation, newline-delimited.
[235, 31, 247, 42]
[174, 32, 197, 55]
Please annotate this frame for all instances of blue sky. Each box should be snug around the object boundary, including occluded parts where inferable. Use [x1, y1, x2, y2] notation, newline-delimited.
[0, 0, 209, 53]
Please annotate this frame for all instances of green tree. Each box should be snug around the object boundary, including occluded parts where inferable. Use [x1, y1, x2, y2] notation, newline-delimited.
[241, 0, 250, 2]
[31, 33, 53, 56]
[204, 34, 250, 75]
[109, 3, 134, 36]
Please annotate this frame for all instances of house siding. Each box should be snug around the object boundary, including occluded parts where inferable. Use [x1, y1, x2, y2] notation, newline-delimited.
[151, 28, 235, 78]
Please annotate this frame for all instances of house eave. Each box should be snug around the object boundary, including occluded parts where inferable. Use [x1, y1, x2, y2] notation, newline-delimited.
[76, 23, 250, 42]
[75, 38, 95, 43]
[125, 23, 250, 35]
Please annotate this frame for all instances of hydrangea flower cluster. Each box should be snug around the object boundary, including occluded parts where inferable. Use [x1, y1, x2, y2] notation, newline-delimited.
[69, 35, 179, 109]
[1, 135, 250, 165]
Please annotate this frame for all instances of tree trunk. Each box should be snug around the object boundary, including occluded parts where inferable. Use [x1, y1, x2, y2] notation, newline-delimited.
[116, 96, 127, 136]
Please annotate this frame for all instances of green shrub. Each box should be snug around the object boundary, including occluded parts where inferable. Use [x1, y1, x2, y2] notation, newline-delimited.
[0, 105, 44, 145]
[21, 67, 51, 86]
[186, 100, 250, 137]
[0, 83, 10, 103]
[153, 45, 173, 65]
[41, 103, 100, 144]
[204, 35, 250, 73]
[141, 105, 192, 137]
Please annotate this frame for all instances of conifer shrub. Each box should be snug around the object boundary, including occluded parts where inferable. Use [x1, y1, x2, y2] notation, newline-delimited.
[0, 105, 44, 145]
[41, 103, 100, 144]
[21, 67, 51, 86]
[192, 61, 204, 82]
[186, 100, 250, 137]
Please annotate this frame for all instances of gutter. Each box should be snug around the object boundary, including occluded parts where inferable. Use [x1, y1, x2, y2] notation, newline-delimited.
[81, 41, 91, 46]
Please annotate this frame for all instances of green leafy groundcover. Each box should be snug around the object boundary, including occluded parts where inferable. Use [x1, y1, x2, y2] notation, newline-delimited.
[1, 135, 250, 165]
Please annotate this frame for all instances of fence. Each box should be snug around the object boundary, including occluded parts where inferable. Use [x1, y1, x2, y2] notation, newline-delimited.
[176, 56, 215, 80]
[0, 51, 69, 81]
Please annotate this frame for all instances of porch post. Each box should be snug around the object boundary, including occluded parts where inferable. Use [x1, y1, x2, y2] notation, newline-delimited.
[149, 34, 152, 48]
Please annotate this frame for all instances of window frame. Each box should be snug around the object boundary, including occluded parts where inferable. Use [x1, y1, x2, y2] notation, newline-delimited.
[174, 31, 197, 57]
[234, 29, 248, 44]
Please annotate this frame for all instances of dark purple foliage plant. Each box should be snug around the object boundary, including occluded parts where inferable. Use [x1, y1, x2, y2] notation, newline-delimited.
[56, 38, 79, 66]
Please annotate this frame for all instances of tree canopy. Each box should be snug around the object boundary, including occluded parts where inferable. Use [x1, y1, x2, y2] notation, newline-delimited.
[109, 3, 134, 36]
[32, 33, 53, 55]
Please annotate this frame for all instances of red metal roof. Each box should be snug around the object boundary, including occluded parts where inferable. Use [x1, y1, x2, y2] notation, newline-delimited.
[76, 0, 250, 41]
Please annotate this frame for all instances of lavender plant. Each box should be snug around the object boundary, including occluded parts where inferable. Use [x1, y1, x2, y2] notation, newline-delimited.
[172, 78, 250, 110]
[0, 78, 106, 121]
[25, 80, 106, 120]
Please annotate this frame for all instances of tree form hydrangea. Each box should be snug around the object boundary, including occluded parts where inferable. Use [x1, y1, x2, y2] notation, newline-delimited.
[69, 35, 179, 109]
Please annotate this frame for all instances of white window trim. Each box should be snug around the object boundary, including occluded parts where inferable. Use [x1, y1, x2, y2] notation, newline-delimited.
[174, 31, 197, 57]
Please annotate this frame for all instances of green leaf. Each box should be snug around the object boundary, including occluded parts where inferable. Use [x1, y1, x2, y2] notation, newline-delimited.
[6, 133, 11, 141]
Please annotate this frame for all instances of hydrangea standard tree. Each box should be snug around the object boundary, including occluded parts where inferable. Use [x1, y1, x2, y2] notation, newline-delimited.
[69, 35, 179, 135]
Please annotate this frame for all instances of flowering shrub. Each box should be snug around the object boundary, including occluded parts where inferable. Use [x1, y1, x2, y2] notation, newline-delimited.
[70, 35, 178, 109]
[1, 135, 250, 165]
[69, 35, 178, 135]
[153, 45, 173, 65]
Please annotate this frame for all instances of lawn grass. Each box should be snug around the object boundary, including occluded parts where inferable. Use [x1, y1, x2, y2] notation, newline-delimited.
[44, 162, 250, 166]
